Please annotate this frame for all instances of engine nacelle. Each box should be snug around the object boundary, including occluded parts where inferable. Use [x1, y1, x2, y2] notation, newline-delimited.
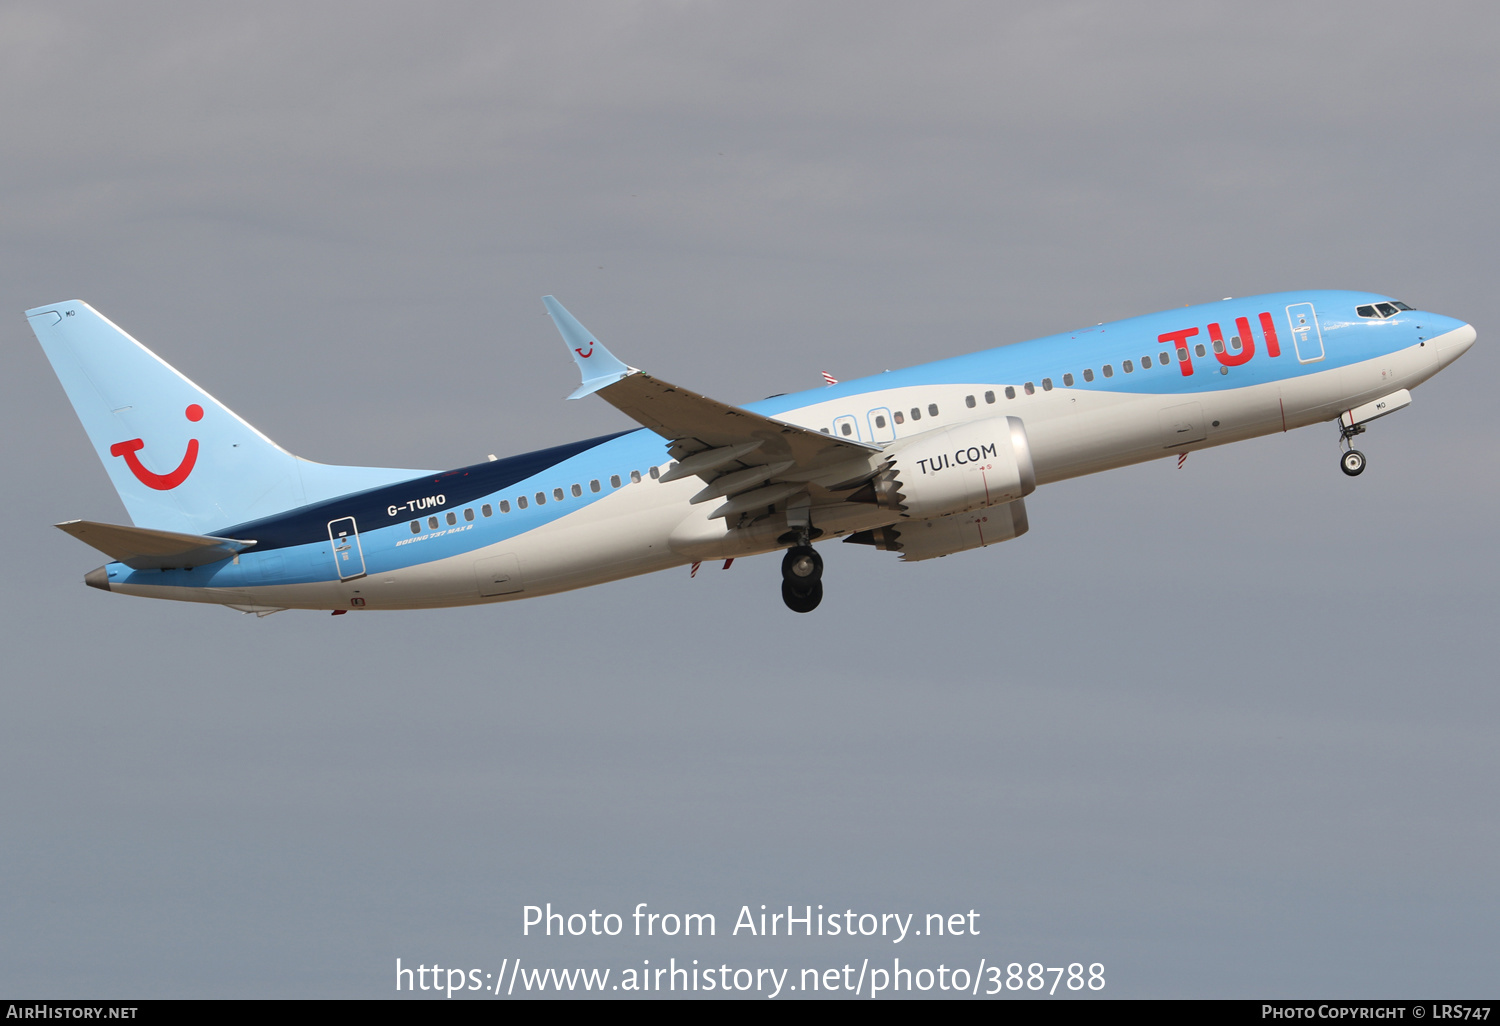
[878, 416, 1035, 519]
[848, 498, 1030, 561]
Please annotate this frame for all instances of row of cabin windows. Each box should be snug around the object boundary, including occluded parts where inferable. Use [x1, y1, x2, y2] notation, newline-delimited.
[395, 325, 1268, 536]
[830, 403, 943, 435]
[828, 340, 1237, 438]
[407, 465, 663, 533]
[402, 326, 1272, 529]
[988, 339, 1255, 399]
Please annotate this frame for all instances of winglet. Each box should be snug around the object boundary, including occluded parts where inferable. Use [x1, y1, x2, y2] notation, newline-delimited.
[542, 296, 633, 399]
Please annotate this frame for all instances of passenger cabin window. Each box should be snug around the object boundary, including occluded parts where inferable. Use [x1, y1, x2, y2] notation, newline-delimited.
[500, 500, 511, 513]
[517, 496, 527, 509]
[482, 504, 492, 517]
[820, 427, 830, 433]
[1123, 360, 1133, 373]
[893, 411, 905, 424]
[1004, 386, 1016, 399]
[1083, 369, 1094, 382]
[1160, 351, 1170, 364]
[910, 407, 921, 421]
[1213, 339, 1225, 353]
[965, 395, 976, 408]
[1177, 347, 1189, 362]
[840, 422, 852, 435]
[1103, 364, 1114, 378]
[874, 414, 887, 428]
[1063, 373, 1074, 386]
[552, 487, 563, 501]
[571, 483, 582, 497]
[428, 516, 439, 529]
[464, 508, 474, 521]
[610, 475, 622, 488]
[928, 403, 939, 416]
[1024, 382, 1035, 395]
[984, 390, 995, 404]
[630, 470, 642, 484]
[536, 492, 546, 505]
[446, 512, 457, 525]
[1195, 344, 1206, 357]
[590, 480, 601, 493]
[650, 466, 660, 480]
[410, 521, 420, 534]
[1042, 377, 1053, 390]
[1141, 355, 1152, 368]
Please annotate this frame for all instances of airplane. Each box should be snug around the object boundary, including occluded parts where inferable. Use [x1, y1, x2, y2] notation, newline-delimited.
[27, 290, 1475, 615]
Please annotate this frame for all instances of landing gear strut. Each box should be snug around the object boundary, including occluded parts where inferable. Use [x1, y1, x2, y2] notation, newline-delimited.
[781, 544, 823, 613]
[1339, 422, 1367, 477]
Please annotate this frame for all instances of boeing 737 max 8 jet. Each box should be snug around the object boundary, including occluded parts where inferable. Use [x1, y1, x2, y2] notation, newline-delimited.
[27, 291, 1475, 613]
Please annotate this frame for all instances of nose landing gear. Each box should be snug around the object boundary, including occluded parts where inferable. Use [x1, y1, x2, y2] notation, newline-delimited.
[1339, 422, 1367, 477]
[781, 544, 823, 613]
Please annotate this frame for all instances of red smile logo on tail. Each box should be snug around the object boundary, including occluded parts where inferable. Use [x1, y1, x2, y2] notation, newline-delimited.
[110, 404, 203, 490]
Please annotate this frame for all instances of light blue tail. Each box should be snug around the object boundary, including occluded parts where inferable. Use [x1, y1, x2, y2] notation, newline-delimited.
[27, 300, 430, 535]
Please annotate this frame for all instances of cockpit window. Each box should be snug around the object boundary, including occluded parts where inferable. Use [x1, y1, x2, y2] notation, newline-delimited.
[1357, 301, 1411, 319]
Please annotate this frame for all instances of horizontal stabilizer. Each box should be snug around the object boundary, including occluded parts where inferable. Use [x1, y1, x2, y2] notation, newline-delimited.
[56, 519, 256, 570]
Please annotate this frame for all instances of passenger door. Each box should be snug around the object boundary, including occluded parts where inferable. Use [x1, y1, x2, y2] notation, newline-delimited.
[327, 517, 367, 581]
[1286, 303, 1324, 363]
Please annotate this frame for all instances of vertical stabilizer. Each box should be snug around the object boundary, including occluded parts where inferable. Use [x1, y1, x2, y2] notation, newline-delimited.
[27, 301, 429, 534]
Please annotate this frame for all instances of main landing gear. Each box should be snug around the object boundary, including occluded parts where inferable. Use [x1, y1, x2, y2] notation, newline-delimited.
[1339, 422, 1367, 477]
[781, 544, 823, 613]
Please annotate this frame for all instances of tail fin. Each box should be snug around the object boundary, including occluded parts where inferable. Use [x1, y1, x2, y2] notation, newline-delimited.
[27, 301, 430, 535]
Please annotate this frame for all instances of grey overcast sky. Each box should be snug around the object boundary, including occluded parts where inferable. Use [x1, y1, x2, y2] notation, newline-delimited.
[1, 1, 1496, 999]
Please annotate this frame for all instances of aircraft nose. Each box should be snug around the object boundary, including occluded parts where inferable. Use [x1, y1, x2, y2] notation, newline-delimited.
[1433, 320, 1476, 368]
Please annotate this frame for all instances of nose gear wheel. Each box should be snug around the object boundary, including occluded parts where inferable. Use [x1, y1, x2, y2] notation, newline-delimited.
[1338, 421, 1368, 477]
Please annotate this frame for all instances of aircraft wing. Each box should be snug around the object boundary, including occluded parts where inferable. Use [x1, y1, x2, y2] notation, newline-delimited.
[543, 297, 882, 521]
[57, 519, 256, 570]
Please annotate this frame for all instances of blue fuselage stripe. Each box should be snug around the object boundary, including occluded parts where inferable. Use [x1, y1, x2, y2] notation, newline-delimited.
[217, 430, 633, 550]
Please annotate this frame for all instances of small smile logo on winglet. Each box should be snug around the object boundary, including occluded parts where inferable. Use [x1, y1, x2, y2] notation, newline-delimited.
[575, 343, 595, 358]
[110, 404, 203, 490]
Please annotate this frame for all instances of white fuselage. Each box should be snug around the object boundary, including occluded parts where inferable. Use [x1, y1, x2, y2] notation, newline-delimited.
[112, 324, 1464, 613]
